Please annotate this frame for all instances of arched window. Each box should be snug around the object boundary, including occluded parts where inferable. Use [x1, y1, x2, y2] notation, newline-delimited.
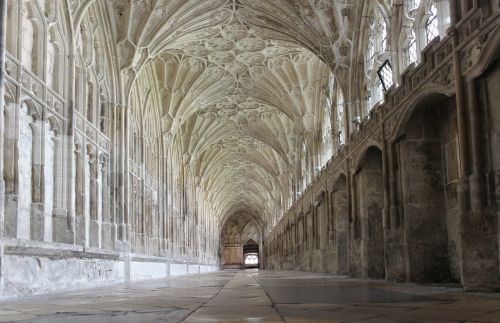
[319, 74, 334, 168]
[376, 16, 387, 53]
[366, 33, 375, 74]
[426, 3, 439, 44]
[400, 0, 450, 71]
[365, 6, 389, 113]
[300, 140, 307, 192]
[336, 87, 345, 146]
[403, 30, 417, 68]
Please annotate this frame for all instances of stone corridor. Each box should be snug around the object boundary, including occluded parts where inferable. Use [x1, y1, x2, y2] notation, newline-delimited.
[0, 270, 498, 322]
[2, 0, 500, 315]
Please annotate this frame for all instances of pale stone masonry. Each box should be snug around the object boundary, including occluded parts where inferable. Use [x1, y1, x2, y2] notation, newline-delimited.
[0, 0, 499, 299]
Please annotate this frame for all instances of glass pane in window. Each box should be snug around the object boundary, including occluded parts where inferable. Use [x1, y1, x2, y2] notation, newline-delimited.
[378, 60, 394, 91]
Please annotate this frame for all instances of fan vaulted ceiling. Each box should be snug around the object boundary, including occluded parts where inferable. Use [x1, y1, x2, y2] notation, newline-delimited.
[110, 0, 355, 227]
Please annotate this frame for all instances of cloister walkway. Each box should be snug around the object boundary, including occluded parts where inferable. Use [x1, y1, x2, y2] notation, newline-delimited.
[0, 270, 498, 322]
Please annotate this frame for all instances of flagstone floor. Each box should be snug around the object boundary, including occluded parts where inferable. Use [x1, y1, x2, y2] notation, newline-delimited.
[0, 270, 499, 322]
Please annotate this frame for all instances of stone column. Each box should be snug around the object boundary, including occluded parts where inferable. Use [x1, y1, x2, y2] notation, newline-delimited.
[88, 146, 100, 248]
[467, 81, 485, 212]
[349, 172, 358, 239]
[0, 0, 6, 237]
[52, 134, 74, 243]
[64, 28, 77, 246]
[460, 78, 499, 291]
[109, 104, 118, 249]
[101, 154, 113, 250]
[30, 120, 45, 241]
[381, 134, 390, 232]
[449, 29, 471, 258]
[74, 143, 86, 245]
[121, 107, 130, 243]
[3, 104, 17, 238]
[449, 15, 499, 290]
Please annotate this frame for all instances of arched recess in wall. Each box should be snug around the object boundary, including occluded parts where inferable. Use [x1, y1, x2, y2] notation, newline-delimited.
[351, 145, 385, 279]
[220, 213, 263, 269]
[391, 86, 454, 142]
[21, 1, 45, 77]
[47, 24, 67, 95]
[221, 218, 243, 269]
[127, 65, 163, 255]
[394, 92, 460, 283]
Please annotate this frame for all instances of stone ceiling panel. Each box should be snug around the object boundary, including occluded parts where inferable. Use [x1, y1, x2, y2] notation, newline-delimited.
[115, 0, 346, 224]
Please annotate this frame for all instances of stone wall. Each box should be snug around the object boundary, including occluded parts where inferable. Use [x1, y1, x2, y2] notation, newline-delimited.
[264, 4, 500, 292]
[0, 240, 218, 298]
[0, 0, 221, 298]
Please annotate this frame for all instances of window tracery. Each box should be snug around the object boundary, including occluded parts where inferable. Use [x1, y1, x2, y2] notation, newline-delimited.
[426, 3, 439, 44]
[365, 5, 389, 113]
[403, 30, 418, 68]
[336, 86, 345, 147]
[399, 0, 450, 71]
[319, 74, 334, 168]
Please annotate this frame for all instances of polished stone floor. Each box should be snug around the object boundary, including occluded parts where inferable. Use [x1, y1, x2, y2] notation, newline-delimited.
[0, 270, 499, 322]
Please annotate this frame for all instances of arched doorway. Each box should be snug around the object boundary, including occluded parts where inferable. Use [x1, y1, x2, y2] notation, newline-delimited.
[243, 239, 260, 269]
